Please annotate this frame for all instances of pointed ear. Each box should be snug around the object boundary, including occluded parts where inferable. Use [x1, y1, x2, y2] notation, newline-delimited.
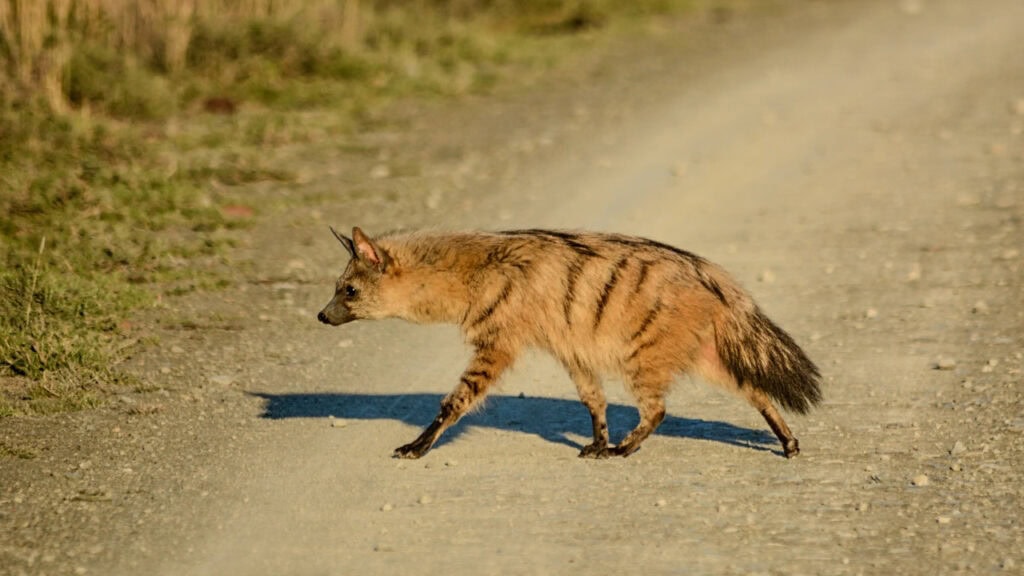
[329, 226, 355, 258]
[351, 226, 391, 271]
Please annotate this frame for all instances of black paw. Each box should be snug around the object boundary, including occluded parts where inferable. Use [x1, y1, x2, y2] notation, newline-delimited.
[609, 443, 640, 458]
[393, 438, 433, 459]
[783, 439, 800, 459]
[578, 443, 612, 459]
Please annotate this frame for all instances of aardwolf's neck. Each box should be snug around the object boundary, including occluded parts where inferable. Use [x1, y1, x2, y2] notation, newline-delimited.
[380, 232, 477, 325]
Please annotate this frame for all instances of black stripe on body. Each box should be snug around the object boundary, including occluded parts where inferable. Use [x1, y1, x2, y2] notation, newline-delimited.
[563, 256, 589, 326]
[485, 243, 532, 274]
[593, 257, 629, 329]
[633, 260, 651, 294]
[630, 300, 663, 344]
[695, 268, 727, 304]
[607, 235, 727, 304]
[627, 339, 657, 362]
[468, 282, 512, 328]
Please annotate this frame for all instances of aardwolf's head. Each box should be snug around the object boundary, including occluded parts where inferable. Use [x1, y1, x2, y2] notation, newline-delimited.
[317, 226, 392, 326]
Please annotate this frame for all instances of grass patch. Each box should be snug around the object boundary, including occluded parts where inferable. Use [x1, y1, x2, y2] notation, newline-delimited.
[0, 96, 251, 415]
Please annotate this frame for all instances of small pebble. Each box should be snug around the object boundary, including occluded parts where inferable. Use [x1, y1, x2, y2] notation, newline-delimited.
[337, 339, 354, 348]
[912, 474, 930, 487]
[330, 418, 348, 429]
[934, 357, 957, 370]
[655, 499, 667, 508]
[937, 516, 952, 525]
[950, 441, 966, 455]
[758, 269, 776, 284]
[208, 374, 234, 386]
[972, 300, 990, 314]
[865, 308, 878, 319]
[856, 502, 870, 512]
[418, 495, 432, 505]
[170, 346, 185, 354]
[380, 503, 393, 512]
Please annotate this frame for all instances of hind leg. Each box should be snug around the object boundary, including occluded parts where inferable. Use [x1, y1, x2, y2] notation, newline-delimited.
[567, 366, 610, 458]
[743, 386, 800, 458]
[612, 372, 670, 457]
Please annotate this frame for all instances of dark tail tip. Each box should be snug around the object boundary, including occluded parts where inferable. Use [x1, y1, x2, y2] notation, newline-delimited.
[719, 309, 823, 414]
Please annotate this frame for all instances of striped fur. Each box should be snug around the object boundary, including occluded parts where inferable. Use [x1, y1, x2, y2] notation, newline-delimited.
[318, 227, 822, 459]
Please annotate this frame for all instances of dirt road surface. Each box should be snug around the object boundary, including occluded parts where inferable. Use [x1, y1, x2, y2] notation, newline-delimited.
[3, 0, 1023, 574]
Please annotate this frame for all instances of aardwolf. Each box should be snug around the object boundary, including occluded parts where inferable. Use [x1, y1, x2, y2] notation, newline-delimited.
[317, 227, 822, 459]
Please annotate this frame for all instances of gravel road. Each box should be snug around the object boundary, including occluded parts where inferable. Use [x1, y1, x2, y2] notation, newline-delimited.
[2, 0, 1023, 574]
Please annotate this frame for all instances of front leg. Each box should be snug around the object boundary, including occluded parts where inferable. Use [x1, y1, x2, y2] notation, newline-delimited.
[394, 347, 513, 459]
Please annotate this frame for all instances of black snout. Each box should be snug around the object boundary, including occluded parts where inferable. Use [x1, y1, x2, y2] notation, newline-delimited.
[317, 303, 354, 326]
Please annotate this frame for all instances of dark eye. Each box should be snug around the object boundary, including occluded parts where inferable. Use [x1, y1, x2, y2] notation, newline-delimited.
[344, 284, 358, 298]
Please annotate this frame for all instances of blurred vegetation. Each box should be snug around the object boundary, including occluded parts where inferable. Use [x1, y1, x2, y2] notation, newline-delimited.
[0, 0, 706, 415]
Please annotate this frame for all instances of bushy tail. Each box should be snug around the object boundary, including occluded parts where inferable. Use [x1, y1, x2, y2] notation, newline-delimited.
[716, 306, 822, 413]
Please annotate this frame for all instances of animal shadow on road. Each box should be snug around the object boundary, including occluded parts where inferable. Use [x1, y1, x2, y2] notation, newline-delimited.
[252, 392, 780, 456]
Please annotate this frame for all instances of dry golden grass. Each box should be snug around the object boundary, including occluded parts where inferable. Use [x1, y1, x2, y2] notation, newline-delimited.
[0, 0, 365, 110]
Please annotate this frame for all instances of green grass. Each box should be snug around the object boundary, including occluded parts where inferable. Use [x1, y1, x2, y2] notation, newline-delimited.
[0, 0, 731, 416]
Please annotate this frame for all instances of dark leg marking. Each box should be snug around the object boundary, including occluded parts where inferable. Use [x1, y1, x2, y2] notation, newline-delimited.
[612, 399, 666, 457]
[760, 405, 800, 458]
[393, 348, 512, 459]
[567, 366, 611, 459]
